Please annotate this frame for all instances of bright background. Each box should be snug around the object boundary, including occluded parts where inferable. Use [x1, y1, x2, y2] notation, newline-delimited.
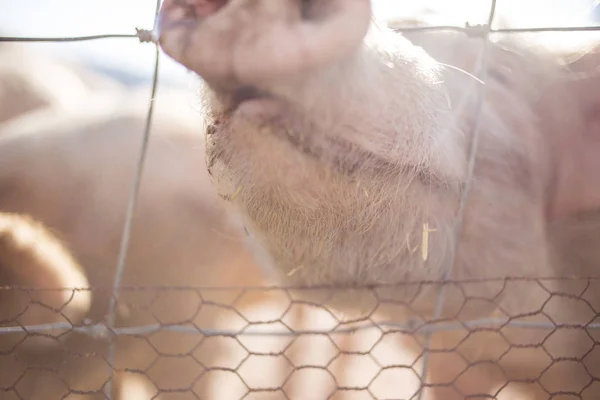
[0, 0, 598, 86]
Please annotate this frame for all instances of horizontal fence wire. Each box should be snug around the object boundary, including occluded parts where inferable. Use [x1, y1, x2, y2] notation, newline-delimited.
[1, 276, 600, 337]
[2, 24, 600, 43]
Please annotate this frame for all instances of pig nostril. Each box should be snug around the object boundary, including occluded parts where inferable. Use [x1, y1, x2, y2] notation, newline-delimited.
[169, 0, 229, 19]
[300, 0, 313, 19]
[193, 0, 229, 17]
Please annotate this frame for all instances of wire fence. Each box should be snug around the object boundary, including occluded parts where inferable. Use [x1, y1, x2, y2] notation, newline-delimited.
[2, 278, 600, 399]
[1, 0, 600, 399]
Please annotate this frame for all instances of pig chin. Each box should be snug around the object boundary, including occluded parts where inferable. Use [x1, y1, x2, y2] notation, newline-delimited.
[204, 98, 455, 310]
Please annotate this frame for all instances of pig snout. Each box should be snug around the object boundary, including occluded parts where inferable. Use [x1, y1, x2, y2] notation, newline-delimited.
[157, 0, 372, 90]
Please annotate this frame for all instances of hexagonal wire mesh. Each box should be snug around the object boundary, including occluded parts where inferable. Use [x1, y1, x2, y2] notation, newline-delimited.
[1, 0, 600, 399]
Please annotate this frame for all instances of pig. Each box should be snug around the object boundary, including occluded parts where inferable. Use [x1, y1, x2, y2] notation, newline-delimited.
[0, 212, 91, 352]
[0, 90, 263, 399]
[157, 0, 600, 398]
[0, 90, 415, 399]
[0, 91, 261, 399]
[0, 42, 123, 126]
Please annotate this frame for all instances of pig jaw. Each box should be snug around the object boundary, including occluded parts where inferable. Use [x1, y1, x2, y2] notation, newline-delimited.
[205, 115, 461, 310]
[201, 37, 464, 308]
